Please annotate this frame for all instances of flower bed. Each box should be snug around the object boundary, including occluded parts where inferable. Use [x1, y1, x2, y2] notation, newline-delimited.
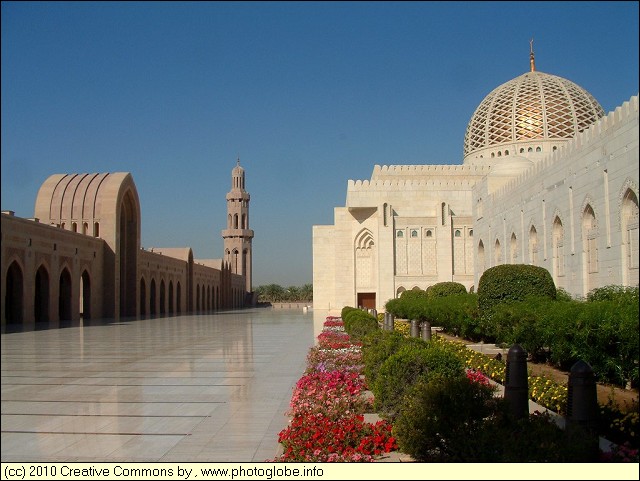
[269, 317, 397, 462]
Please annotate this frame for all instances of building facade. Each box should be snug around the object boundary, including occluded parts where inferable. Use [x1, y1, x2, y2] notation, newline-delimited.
[1, 162, 253, 331]
[313, 53, 639, 311]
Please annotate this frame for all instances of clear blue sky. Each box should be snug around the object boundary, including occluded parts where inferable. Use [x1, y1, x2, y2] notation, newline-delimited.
[2, 1, 638, 287]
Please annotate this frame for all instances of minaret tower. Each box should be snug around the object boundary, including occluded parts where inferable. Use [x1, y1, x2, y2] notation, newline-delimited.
[222, 158, 254, 294]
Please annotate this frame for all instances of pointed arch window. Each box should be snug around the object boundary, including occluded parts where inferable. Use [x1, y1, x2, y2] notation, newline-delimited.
[622, 188, 639, 271]
[583, 205, 598, 274]
[529, 225, 538, 265]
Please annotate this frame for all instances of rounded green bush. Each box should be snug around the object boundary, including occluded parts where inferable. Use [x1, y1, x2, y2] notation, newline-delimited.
[343, 310, 378, 341]
[477, 264, 556, 313]
[372, 341, 464, 421]
[586, 284, 639, 303]
[393, 374, 498, 461]
[362, 330, 410, 388]
[426, 282, 467, 298]
[341, 306, 358, 319]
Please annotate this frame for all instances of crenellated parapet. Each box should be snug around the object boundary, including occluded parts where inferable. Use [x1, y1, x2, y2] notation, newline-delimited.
[348, 178, 482, 191]
[346, 164, 491, 193]
[371, 163, 491, 179]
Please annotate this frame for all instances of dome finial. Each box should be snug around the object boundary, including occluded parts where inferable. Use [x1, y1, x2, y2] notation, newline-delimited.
[529, 38, 535, 72]
[237, 155, 240, 166]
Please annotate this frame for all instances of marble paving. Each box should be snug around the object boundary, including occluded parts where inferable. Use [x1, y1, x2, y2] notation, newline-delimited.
[1, 309, 315, 462]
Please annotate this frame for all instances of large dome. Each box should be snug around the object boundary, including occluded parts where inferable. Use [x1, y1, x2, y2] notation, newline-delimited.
[463, 70, 605, 164]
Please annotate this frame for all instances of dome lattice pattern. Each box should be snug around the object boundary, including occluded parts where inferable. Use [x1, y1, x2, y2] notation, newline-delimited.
[463, 71, 605, 158]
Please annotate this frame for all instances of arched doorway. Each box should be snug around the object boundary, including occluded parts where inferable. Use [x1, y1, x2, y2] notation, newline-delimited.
[140, 278, 147, 317]
[5, 261, 24, 324]
[119, 190, 138, 318]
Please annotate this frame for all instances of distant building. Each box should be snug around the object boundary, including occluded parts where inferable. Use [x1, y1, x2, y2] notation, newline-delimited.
[313, 48, 639, 310]
[1, 161, 254, 330]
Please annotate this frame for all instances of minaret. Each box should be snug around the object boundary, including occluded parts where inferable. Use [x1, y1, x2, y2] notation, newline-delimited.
[222, 158, 254, 295]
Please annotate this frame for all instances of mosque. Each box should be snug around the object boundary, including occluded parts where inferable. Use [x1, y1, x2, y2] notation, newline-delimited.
[1, 160, 254, 330]
[313, 47, 639, 311]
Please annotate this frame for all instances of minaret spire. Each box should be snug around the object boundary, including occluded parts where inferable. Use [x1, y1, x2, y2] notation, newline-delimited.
[529, 38, 536, 72]
[223, 158, 254, 302]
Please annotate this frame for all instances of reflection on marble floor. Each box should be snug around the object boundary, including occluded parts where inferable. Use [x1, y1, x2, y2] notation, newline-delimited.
[1, 309, 320, 462]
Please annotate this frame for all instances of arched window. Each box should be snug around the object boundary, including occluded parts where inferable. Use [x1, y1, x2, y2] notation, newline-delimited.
[529, 225, 538, 265]
[396, 230, 404, 238]
[510, 233, 518, 263]
[494, 239, 502, 264]
[622, 188, 639, 274]
[478, 240, 486, 274]
[553, 217, 565, 280]
[583, 205, 598, 274]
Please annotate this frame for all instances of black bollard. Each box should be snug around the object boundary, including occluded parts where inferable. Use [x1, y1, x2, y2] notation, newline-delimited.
[566, 360, 599, 461]
[410, 319, 420, 338]
[504, 344, 529, 420]
[421, 321, 432, 341]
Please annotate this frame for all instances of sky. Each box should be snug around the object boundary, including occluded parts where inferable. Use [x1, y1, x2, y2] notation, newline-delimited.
[2, 1, 638, 288]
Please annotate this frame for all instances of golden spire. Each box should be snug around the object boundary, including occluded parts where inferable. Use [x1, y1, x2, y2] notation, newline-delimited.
[529, 38, 535, 72]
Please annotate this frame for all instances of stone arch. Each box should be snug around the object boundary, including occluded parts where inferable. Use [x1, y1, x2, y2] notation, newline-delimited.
[477, 239, 486, 273]
[510, 232, 518, 263]
[119, 188, 139, 318]
[150, 278, 157, 317]
[5, 260, 24, 324]
[494, 238, 502, 265]
[354, 229, 375, 290]
[529, 224, 539, 265]
[620, 185, 639, 283]
[34, 172, 141, 319]
[582, 203, 598, 294]
[552, 216, 566, 283]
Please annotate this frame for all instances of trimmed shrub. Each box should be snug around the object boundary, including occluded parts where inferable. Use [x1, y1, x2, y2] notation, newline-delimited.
[343, 310, 378, 342]
[341, 306, 358, 320]
[400, 288, 429, 300]
[586, 285, 639, 304]
[372, 341, 464, 421]
[555, 287, 573, 302]
[426, 281, 467, 298]
[361, 330, 407, 388]
[477, 264, 556, 314]
[393, 374, 499, 462]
